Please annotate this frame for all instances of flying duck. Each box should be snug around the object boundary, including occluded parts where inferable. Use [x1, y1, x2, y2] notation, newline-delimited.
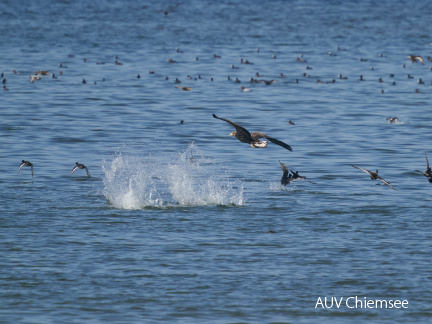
[352, 165, 396, 190]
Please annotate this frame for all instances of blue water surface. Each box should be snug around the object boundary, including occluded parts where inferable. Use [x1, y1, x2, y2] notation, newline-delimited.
[1, 0, 432, 323]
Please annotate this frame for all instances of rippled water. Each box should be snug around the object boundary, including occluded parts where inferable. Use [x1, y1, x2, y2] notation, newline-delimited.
[1, 0, 432, 323]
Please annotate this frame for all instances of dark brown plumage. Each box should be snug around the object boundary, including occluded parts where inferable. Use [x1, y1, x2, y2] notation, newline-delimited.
[352, 165, 396, 190]
[213, 114, 292, 151]
[279, 161, 293, 186]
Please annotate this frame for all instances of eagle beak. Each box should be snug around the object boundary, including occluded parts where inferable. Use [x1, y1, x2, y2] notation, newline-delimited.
[229, 132, 235, 136]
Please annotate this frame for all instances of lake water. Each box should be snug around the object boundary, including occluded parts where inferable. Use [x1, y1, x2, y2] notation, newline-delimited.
[1, 0, 432, 323]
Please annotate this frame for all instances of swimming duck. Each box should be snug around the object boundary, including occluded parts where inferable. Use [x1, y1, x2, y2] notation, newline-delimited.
[386, 117, 399, 124]
[240, 58, 253, 64]
[241, 86, 251, 92]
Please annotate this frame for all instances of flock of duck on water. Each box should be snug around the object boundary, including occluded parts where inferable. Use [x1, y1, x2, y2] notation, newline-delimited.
[7, 49, 432, 190]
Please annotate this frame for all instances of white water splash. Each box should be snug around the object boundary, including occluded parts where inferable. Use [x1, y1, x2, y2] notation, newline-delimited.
[102, 143, 244, 209]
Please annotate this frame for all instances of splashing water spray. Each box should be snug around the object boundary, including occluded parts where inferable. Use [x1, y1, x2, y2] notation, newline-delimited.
[102, 142, 244, 209]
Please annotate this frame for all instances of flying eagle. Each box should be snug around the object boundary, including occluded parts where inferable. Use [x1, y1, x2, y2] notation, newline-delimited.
[213, 114, 292, 151]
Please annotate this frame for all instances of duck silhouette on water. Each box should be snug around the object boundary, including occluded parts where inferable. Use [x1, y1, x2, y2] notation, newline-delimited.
[415, 150, 432, 183]
[279, 161, 315, 186]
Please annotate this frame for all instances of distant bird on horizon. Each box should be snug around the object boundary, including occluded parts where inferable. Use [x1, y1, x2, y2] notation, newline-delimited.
[351, 165, 396, 190]
[18, 160, 33, 177]
[70, 162, 91, 178]
[213, 114, 292, 151]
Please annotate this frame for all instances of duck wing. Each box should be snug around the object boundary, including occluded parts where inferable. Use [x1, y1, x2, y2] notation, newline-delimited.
[415, 170, 429, 177]
[352, 164, 373, 176]
[85, 166, 91, 178]
[17, 162, 25, 174]
[70, 165, 78, 176]
[279, 161, 292, 186]
[376, 175, 396, 190]
[279, 161, 289, 178]
[251, 132, 292, 151]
